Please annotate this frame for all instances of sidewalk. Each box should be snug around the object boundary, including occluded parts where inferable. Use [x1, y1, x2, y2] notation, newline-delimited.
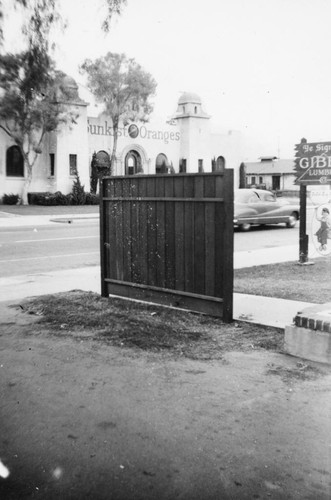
[0, 211, 98, 227]
[0, 207, 319, 329]
[0, 265, 315, 329]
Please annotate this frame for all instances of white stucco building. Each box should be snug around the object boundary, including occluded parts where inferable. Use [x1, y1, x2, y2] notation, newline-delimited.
[0, 79, 243, 201]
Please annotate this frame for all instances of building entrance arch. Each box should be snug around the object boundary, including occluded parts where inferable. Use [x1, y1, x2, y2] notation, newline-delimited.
[95, 150, 111, 170]
[125, 150, 142, 175]
[155, 153, 169, 174]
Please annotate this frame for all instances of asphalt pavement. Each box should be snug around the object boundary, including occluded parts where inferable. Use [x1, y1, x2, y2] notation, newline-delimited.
[0, 208, 321, 329]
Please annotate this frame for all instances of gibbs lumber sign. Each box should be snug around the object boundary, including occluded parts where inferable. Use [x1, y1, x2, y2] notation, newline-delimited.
[295, 138, 331, 185]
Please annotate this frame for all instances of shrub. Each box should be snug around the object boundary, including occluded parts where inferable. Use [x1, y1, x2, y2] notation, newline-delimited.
[28, 192, 62, 205]
[53, 191, 71, 205]
[27, 187, 99, 206]
[71, 172, 86, 205]
[28, 192, 49, 205]
[85, 192, 100, 205]
[2, 193, 20, 205]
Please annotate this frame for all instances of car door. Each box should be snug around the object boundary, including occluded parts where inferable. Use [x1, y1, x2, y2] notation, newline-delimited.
[257, 191, 286, 223]
[238, 191, 265, 224]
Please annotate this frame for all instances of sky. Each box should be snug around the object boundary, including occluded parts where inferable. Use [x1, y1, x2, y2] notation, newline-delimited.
[3, 0, 331, 160]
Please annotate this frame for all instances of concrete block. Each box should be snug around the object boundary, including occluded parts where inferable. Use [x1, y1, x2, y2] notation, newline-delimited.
[285, 325, 331, 365]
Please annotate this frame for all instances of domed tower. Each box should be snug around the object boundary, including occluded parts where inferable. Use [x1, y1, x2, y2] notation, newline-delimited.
[50, 72, 89, 194]
[53, 72, 86, 104]
[174, 92, 211, 173]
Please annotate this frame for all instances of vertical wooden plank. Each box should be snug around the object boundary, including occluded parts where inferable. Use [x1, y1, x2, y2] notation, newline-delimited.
[156, 200, 166, 288]
[100, 177, 107, 297]
[165, 201, 176, 289]
[174, 201, 185, 290]
[131, 198, 140, 283]
[107, 177, 116, 198]
[137, 176, 147, 198]
[164, 176, 174, 197]
[138, 199, 148, 284]
[215, 173, 224, 199]
[194, 175, 204, 199]
[121, 177, 131, 282]
[183, 175, 195, 198]
[222, 169, 234, 322]
[130, 176, 138, 199]
[107, 198, 117, 282]
[156, 176, 165, 197]
[146, 176, 156, 197]
[174, 176, 185, 290]
[122, 200, 132, 283]
[114, 179, 124, 281]
[214, 200, 224, 299]
[174, 175, 184, 198]
[164, 176, 175, 289]
[203, 174, 216, 198]
[194, 201, 205, 294]
[204, 201, 215, 296]
[147, 200, 158, 286]
[183, 177, 195, 292]
[145, 178, 157, 285]
[122, 177, 131, 198]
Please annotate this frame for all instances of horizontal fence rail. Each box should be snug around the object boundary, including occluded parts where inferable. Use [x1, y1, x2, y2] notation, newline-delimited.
[100, 172, 233, 320]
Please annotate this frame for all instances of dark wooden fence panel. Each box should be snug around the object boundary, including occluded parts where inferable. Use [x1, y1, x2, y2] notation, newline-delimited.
[100, 171, 233, 320]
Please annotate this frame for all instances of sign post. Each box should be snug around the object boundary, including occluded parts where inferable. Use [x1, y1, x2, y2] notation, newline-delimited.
[299, 183, 308, 263]
[294, 138, 331, 263]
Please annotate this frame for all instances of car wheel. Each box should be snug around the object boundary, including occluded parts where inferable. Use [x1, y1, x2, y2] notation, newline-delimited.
[240, 222, 251, 231]
[286, 212, 298, 228]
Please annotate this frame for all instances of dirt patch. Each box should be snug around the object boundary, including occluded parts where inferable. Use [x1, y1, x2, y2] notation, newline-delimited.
[266, 361, 324, 384]
[18, 290, 284, 360]
[1, 293, 331, 499]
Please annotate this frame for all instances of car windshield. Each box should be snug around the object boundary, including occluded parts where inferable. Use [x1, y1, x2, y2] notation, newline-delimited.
[234, 190, 260, 203]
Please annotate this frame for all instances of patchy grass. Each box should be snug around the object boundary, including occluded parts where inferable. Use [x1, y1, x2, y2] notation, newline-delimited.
[22, 291, 284, 360]
[234, 257, 331, 303]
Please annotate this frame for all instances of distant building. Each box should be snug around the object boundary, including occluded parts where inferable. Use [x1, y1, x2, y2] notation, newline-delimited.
[241, 156, 297, 191]
[0, 78, 243, 201]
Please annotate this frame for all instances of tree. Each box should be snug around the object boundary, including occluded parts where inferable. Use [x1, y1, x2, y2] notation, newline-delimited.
[0, 0, 127, 43]
[81, 52, 157, 174]
[0, 0, 127, 203]
[0, 53, 78, 204]
[102, 0, 128, 31]
[0, 0, 66, 204]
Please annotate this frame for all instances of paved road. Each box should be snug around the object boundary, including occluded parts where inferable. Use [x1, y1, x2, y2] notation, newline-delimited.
[0, 220, 99, 278]
[0, 219, 303, 279]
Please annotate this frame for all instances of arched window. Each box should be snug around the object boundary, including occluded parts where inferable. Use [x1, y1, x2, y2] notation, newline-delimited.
[6, 145, 24, 177]
[95, 150, 111, 170]
[155, 153, 169, 174]
[125, 150, 142, 175]
[194, 106, 197, 114]
[216, 156, 225, 172]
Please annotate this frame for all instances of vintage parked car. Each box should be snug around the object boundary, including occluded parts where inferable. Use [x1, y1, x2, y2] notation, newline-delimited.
[234, 188, 300, 231]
